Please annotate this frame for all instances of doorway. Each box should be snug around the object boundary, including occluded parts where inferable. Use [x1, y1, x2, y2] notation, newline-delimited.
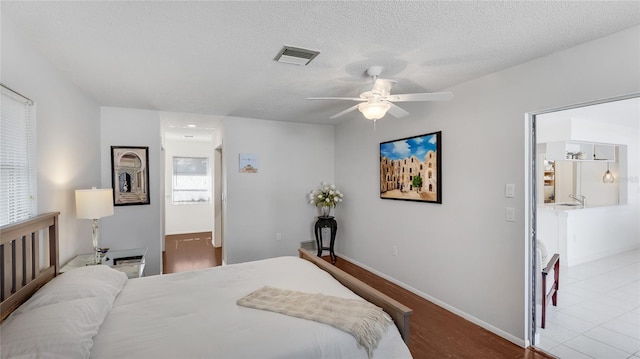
[161, 116, 221, 273]
[527, 94, 640, 357]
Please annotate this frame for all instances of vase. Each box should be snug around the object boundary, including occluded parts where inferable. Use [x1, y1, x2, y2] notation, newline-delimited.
[320, 206, 331, 217]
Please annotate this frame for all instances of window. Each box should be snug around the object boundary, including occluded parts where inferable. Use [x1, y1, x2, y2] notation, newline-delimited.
[1, 85, 36, 226]
[172, 157, 210, 204]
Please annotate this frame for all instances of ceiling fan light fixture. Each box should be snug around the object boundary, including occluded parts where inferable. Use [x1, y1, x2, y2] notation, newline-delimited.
[307, 65, 453, 120]
[358, 102, 391, 120]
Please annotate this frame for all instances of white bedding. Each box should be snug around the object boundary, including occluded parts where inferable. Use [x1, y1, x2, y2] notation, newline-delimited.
[90, 256, 412, 359]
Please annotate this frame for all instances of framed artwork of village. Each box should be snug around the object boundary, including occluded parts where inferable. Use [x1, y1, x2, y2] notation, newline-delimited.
[380, 131, 442, 204]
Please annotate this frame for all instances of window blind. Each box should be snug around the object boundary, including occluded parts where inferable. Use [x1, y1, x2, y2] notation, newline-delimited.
[1, 85, 36, 226]
[172, 156, 210, 204]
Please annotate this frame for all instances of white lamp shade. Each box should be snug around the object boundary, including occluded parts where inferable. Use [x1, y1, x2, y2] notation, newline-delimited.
[75, 188, 114, 219]
[358, 102, 391, 120]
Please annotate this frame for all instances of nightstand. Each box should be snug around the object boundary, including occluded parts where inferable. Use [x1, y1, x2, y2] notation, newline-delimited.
[60, 248, 147, 278]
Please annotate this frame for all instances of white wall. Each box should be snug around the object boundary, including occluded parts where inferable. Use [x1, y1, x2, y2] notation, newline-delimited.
[100, 107, 162, 275]
[1, 18, 101, 265]
[222, 117, 334, 264]
[334, 26, 640, 344]
[164, 138, 215, 235]
[580, 160, 620, 207]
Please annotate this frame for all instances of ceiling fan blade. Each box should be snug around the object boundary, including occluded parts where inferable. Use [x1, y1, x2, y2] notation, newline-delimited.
[329, 104, 359, 119]
[387, 103, 410, 118]
[307, 97, 365, 101]
[372, 79, 396, 96]
[387, 92, 454, 102]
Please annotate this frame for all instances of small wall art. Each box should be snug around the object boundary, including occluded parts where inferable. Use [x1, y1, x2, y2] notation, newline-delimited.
[111, 146, 150, 206]
[239, 153, 258, 173]
[380, 131, 442, 204]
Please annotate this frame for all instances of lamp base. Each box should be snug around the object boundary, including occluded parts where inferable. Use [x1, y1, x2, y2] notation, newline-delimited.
[93, 248, 101, 265]
[91, 219, 102, 265]
[91, 248, 109, 265]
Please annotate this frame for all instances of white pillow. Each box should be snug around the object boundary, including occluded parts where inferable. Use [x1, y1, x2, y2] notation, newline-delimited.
[13, 265, 127, 315]
[1, 296, 113, 359]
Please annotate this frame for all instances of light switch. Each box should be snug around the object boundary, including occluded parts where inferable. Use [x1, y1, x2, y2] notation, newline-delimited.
[506, 207, 515, 222]
[505, 184, 515, 198]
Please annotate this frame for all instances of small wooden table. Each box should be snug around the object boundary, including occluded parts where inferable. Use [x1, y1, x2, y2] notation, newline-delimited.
[314, 216, 337, 264]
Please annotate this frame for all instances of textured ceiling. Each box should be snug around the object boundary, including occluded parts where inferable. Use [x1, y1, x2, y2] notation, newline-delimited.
[2, 1, 640, 128]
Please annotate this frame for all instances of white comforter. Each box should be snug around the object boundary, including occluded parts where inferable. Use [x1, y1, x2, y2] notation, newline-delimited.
[90, 256, 412, 359]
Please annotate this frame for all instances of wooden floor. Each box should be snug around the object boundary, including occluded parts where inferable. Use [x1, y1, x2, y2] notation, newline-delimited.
[163, 232, 222, 274]
[324, 256, 554, 359]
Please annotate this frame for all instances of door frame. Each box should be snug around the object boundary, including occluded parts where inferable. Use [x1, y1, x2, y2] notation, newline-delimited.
[214, 146, 223, 252]
[524, 92, 640, 347]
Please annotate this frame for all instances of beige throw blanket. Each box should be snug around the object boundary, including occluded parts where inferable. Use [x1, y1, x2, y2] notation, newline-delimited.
[237, 286, 392, 358]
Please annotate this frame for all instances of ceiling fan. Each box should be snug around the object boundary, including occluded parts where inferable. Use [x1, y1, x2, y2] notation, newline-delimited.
[307, 66, 453, 121]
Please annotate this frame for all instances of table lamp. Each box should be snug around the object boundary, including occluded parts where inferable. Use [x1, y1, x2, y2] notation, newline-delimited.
[75, 187, 114, 264]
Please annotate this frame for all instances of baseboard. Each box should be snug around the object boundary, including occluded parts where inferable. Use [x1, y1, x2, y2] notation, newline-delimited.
[337, 252, 526, 348]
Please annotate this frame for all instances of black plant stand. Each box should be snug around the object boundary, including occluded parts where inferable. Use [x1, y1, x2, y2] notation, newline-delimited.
[314, 216, 337, 264]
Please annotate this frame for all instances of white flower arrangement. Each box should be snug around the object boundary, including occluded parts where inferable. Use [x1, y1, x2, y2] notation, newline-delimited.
[308, 182, 344, 208]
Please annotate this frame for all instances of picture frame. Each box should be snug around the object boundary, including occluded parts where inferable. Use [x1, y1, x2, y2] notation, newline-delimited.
[239, 153, 259, 173]
[380, 131, 442, 204]
[111, 146, 150, 206]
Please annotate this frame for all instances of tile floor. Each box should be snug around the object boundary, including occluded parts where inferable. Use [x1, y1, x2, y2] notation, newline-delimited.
[537, 248, 640, 359]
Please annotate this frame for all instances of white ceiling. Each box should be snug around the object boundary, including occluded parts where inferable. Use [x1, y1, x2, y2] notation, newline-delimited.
[3, 1, 640, 130]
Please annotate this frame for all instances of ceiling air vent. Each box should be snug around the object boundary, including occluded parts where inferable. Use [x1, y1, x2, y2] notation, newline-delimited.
[274, 46, 319, 66]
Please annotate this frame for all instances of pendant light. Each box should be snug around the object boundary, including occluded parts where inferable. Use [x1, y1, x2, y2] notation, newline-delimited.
[602, 162, 615, 183]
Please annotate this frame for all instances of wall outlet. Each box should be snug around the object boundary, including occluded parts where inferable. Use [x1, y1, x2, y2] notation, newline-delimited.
[392, 246, 398, 256]
[276, 232, 282, 241]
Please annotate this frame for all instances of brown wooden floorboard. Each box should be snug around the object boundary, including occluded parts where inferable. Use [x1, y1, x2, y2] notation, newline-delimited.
[322, 256, 554, 359]
[163, 232, 222, 274]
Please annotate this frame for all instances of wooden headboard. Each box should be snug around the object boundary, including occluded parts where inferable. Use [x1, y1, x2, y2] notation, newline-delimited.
[0, 212, 60, 321]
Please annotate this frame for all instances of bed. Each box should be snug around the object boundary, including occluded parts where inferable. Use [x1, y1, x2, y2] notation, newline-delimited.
[1, 212, 412, 358]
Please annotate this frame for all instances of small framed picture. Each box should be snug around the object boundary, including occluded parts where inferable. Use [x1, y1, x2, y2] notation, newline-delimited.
[111, 146, 150, 206]
[239, 153, 258, 173]
[380, 131, 442, 204]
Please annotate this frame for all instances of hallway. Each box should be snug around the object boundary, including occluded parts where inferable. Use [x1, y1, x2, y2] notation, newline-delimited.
[163, 232, 222, 274]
